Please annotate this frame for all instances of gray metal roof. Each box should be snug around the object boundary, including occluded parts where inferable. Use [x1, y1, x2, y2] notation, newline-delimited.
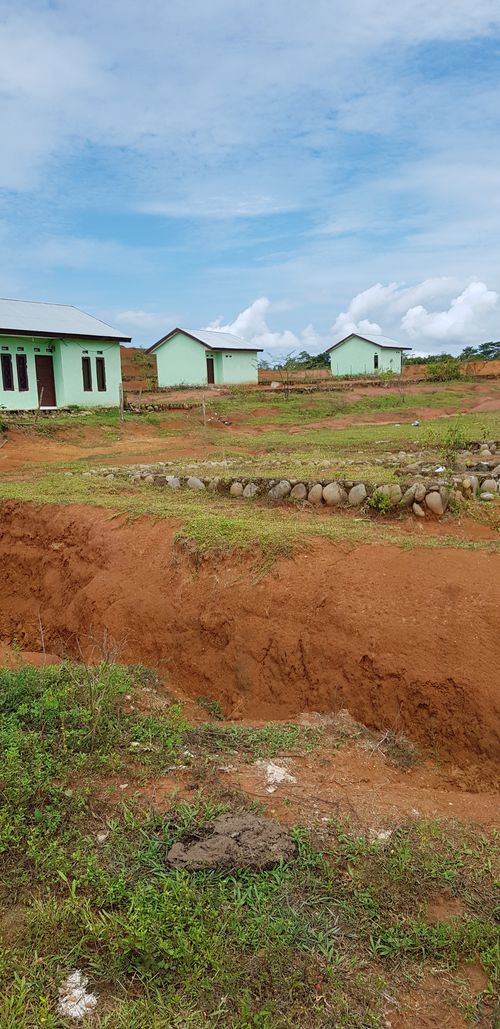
[0, 298, 131, 341]
[327, 332, 411, 352]
[149, 327, 262, 352]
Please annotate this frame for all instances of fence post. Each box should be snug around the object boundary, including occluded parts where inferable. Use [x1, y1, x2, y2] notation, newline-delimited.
[34, 387, 44, 423]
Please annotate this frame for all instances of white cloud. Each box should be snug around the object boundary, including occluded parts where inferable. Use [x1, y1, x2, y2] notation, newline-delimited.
[333, 279, 500, 349]
[208, 297, 323, 353]
[402, 281, 498, 342]
[113, 310, 173, 334]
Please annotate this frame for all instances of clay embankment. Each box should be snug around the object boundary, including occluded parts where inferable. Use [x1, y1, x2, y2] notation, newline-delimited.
[0, 500, 498, 768]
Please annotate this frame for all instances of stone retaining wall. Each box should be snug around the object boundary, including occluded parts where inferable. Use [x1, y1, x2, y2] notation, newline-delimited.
[90, 447, 499, 517]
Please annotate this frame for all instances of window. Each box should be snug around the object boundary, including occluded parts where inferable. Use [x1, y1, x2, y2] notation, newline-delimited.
[96, 356, 106, 392]
[16, 353, 29, 391]
[1, 353, 14, 391]
[374, 353, 379, 370]
[82, 355, 92, 391]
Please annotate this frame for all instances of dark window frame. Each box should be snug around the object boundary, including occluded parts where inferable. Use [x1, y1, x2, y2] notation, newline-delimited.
[1, 352, 14, 391]
[82, 355, 93, 391]
[16, 353, 29, 391]
[96, 356, 106, 392]
[374, 353, 379, 370]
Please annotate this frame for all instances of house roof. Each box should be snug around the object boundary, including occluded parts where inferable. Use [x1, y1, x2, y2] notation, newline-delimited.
[0, 298, 131, 341]
[326, 332, 412, 353]
[148, 327, 263, 353]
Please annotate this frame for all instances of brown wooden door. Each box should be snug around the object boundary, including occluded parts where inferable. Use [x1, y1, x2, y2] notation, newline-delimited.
[35, 355, 57, 407]
[206, 356, 215, 384]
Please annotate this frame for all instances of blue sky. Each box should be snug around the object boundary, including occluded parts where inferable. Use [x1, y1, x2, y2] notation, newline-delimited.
[1, 0, 500, 355]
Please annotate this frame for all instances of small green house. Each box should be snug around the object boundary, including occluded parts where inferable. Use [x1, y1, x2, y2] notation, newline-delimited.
[148, 328, 262, 388]
[327, 333, 411, 377]
[0, 298, 131, 411]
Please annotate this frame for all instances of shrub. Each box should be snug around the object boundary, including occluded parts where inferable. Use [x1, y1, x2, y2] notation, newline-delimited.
[427, 357, 461, 382]
[440, 421, 467, 466]
[367, 489, 393, 514]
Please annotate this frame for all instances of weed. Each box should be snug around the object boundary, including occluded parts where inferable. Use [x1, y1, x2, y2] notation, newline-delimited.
[367, 489, 393, 514]
[197, 695, 225, 720]
[189, 721, 320, 759]
[434, 420, 468, 467]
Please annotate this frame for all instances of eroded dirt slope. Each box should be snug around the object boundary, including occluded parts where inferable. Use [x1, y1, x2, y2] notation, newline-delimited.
[0, 500, 499, 767]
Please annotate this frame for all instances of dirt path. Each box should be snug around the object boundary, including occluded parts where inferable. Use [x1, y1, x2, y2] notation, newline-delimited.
[1, 501, 498, 774]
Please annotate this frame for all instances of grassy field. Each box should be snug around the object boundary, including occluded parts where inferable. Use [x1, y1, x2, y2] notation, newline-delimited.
[0, 662, 497, 1028]
[206, 385, 477, 424]
[4, 404, 499, 485]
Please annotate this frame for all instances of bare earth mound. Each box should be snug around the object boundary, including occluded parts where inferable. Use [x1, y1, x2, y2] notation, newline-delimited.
[0, 500, 499, 768]
[167, 814, 297, 870]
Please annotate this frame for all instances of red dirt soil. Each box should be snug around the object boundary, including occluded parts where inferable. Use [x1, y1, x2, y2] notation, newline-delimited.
[1, 501, 499, 773]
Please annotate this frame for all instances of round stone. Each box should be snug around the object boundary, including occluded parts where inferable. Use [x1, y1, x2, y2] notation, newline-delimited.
[307, 483, 323, 504]
[462, 475, 479, 495]
[400, 485, 416, 506]
[425, 491, 444, 515]
[412, 502, 426, 517]
[290, 482, 307, 501]
[230, 481, 244, 497]
[480, 479, 498, 494]
[414, 483, 426, 503]
[242, 482, 258, 498]
[268, 480, 292, 500]
[322, 481, 347, 506]
[348, 483, 367, 507]
[187, 476, 205, 491]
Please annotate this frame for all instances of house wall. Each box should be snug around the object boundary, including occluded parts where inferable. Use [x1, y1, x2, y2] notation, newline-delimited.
[330, 336, 403, 376]
[220, 350, 258, 384]
[56, 339, 121, 407]
[0, 336, 40, 410]
[154, 332, 259, 386]
[0, 335, 122, 410]
[154, 332, 208, 387]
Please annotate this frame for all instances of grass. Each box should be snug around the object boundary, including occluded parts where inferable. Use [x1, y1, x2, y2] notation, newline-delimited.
[217, 412, 499, 455]
[207, 387, 475, 427]
[0, 662, 498, 1027]
[0, 471, 498, 558]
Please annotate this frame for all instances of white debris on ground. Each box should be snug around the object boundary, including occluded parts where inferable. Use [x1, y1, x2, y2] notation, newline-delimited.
[57, 970, 97, 1020]
[255, 760, 296, 793]
[368, 828, 393, 842]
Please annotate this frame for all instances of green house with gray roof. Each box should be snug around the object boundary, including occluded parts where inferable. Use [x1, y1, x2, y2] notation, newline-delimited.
[327, 332, 411, 377]
[0, 298, 131, 411]
[148, 328, 262, 387]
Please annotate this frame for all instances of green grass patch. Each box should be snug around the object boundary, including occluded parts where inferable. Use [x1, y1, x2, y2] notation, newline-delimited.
[0, 663, 497, 1027]
[189, 722, 321, 759]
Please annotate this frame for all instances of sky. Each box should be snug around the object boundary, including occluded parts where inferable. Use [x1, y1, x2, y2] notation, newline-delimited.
[1, 0, 500, 358]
